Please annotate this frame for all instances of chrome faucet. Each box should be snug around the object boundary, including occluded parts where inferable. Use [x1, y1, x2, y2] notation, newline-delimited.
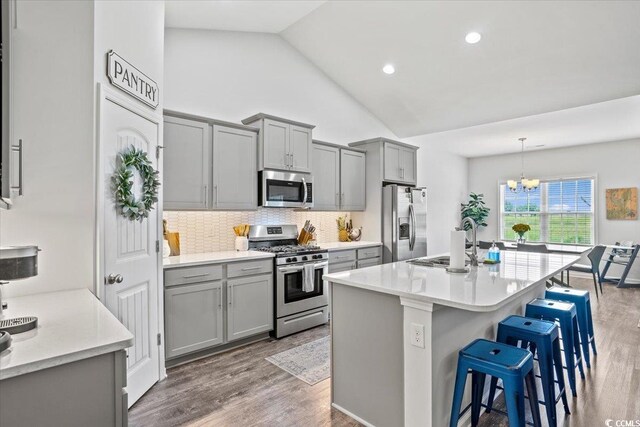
[458, 217, 479, 267]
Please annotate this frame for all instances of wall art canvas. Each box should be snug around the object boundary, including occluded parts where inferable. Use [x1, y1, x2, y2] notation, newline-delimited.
[606, 187, 638, 220]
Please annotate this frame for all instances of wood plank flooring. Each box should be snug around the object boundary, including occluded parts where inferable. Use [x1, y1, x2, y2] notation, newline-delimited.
[129, 278, 640, 426]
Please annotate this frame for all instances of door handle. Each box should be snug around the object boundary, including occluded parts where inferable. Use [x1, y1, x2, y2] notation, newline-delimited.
[106, 273, 124, 285]
[301, 176, 308, 208]
[409, 204, 416, 251]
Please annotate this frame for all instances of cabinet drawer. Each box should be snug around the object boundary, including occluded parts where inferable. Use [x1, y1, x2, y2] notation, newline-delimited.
[227, 259, 273, 278]
[357, 246, 381, 260]
[357, 257, 381, 269]
[165, 264, 223, 287]
[328, 260, 356, 274]
[329, 250, 356, 264]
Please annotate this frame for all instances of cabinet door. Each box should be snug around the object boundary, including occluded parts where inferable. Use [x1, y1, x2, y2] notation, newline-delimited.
[263, 119, 289, 170]
[383, 142, 402, 182]
[212, 125, 257, 210]
[357, 257, 381, 269]
[312, 144, 340, 210]
[227, 274, 273, 341]
[400, 147, 416, 184]
[163, 116, 211, 210]
[289, 125, 312, 173]
[164, 281, 223, 359]
[340, 149, 366, 211]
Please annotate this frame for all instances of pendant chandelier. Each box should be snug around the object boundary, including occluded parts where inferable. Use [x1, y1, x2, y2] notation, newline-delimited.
[507, 137, 539, 193]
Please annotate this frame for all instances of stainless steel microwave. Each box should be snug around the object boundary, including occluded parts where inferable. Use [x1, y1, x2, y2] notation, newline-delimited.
[259, 170, 313, 208]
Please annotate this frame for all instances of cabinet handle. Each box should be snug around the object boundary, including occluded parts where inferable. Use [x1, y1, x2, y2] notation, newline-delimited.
[336, 193, 339, 207]
[182, 273, 210, 279]
[18, 139, 23, 195]
[241, 266, 262, 271]
[228, 286, 232, 306]
[217, 288, 222, 309]
[204, 185, 208, 206]
[214, 185, 218, 205]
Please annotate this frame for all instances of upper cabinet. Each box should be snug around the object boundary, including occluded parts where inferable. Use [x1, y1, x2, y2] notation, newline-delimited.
[340, 149, 366, 211]
[242, 113, 314, 173]
[350, 138, 418, 186]
[0, 1, 16, 209]
[383, 141, 416, 185]
[163, 116, 211, 210]
[312, 141, 366, 211]
[163, 110, 258, 211]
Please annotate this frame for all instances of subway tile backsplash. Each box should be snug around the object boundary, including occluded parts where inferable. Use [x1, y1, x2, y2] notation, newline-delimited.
[163, 210, 351, 254]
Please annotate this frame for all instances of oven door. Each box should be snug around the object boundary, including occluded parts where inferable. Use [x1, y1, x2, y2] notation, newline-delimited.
[276, 261, 328, 317]
[261, 170, 313, 208]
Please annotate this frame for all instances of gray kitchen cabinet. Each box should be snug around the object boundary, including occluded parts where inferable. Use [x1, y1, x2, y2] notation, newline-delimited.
[164, 281, 224, 359]
[163, 116, 211, 210]
[212, 124, 257, 210]
[312, 141, 366, 211]
[357, 257, 381, 269]
[227, 273, 274, 341]
[383, 141, 417, 185]
[0, 0, 16, 209]
[328, 260, 357, 274]
[242, 113, 314, 173]
[312, 143, 340, 210]
[340, 149, 366, 211]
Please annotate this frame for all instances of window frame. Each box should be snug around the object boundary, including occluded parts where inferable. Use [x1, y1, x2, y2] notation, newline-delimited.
[498, 174, 597, 246]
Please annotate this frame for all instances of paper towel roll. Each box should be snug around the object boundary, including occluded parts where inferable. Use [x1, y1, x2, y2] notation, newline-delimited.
[450, 230, 466, 269]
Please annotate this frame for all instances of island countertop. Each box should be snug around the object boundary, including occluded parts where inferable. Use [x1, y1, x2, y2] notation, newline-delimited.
[0, 289, 133, 380]
[323, 251, 580, 312]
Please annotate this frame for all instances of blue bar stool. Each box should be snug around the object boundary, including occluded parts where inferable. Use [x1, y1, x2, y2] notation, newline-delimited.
[545, 287, 597, 368]
[450, 339, 542, 427]
[525, 299, 585, 397]
[486, 315, 570, 427]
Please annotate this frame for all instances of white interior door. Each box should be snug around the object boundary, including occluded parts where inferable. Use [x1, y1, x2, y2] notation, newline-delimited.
[100, 89, 160, 407]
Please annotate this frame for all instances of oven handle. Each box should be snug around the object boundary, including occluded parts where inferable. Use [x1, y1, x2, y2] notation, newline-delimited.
[278, 261, 327, 273]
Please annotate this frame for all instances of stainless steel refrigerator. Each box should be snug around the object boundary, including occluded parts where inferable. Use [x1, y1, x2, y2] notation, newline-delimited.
[382, 185, 427, 263]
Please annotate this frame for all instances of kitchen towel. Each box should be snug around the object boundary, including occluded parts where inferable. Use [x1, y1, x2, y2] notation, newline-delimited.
[450, 230, 466, 269]
[303, 264, 315, 293]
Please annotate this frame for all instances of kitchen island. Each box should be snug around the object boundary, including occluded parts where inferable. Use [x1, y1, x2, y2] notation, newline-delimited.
[323, 251, 580, 427]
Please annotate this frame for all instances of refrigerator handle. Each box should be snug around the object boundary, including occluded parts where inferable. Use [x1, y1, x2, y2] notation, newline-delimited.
[409, 203, 416, 251]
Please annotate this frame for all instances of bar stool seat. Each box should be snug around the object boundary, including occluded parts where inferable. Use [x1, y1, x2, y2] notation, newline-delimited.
[545, 287, 597, 368]
[450, 338, 542, 427]
[525, 299, 585, 397]
[486, 315, 570, 427]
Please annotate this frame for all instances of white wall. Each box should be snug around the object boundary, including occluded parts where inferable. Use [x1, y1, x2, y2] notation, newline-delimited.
[468, 138, 640, 281]
[164, 28, 468, 253]
[0, 1, 95, 298]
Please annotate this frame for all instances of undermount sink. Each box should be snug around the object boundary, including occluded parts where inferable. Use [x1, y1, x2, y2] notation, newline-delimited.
[407, 256, 469, 268]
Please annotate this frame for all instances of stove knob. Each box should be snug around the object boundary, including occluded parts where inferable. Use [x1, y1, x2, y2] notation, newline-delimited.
[302, 256, 308, 261]
[291, 257, 298, 262]
[314, 254, 321, 259]
[286, 258, 292, 263]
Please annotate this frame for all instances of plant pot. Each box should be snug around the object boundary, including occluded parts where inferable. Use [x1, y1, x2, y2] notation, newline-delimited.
[516, 234, 526, 244]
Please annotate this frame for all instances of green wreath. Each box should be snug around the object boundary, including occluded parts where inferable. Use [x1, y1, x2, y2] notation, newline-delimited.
[113, 146, 160, 221]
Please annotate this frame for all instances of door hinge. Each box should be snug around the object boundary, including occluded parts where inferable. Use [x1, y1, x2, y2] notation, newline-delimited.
[156, 145, 164, 159]
[157, 333, 162, 346]
[156, 240, 160, 253]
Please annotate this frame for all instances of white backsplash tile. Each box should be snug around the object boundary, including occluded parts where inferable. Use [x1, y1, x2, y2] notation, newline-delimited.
[163, 209, 353, 254]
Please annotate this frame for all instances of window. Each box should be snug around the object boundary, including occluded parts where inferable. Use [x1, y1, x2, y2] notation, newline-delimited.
[500, 177, 594, 245]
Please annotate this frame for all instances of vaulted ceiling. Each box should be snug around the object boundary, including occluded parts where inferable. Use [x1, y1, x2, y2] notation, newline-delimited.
[165, 1, 640, 156]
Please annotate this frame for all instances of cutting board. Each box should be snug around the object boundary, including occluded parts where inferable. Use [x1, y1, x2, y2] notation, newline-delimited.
[165, 232, 180, 256]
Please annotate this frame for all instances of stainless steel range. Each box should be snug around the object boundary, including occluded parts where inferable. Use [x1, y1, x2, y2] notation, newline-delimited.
[249, 225, 329, 338]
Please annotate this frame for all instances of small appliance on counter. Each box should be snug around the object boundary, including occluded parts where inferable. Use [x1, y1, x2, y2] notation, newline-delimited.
[0, 245, 40, 353]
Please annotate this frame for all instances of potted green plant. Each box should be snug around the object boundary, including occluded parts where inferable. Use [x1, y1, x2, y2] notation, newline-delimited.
[512, 223, 531, 243]
[460, 193, 490, 230]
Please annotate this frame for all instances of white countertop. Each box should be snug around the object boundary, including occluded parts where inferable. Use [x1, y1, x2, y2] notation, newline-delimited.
[0, 289, 133, 380]
[319, 241, 382, 251]
[324, 251, 580, 312]
[163, 250, 275, 269]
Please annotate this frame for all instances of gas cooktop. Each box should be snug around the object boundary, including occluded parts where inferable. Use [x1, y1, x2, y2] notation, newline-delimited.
[254, 244, 321, 255]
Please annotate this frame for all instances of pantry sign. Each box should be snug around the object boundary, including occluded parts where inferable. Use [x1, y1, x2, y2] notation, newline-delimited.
[107, 50, 159, 109]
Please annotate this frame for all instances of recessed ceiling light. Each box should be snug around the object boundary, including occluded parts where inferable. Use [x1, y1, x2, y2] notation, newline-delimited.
[465, 32, 482, 44]
[382, 64, 395, 75]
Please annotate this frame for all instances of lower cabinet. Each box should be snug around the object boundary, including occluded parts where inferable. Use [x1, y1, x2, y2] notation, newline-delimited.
[164, 281, 224, 359]
[357, 257, 381, 268]
[328, 260, 357, 273]
[227, 274, 274, 342]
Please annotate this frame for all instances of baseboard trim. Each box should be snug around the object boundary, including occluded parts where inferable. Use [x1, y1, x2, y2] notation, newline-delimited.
[331, 403, 376, 427]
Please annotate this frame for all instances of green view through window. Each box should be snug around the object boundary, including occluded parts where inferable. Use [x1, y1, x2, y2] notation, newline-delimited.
[500, 177, 594, 245]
